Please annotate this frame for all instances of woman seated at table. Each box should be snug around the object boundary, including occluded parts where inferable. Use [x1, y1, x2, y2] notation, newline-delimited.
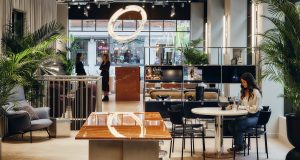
[228, 72, 262, 152]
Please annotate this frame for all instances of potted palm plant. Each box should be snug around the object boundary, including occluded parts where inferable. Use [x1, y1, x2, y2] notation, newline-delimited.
[178, 38, 208, 65]
[1, 21, 64, 100]
[258, 0, 300, 154]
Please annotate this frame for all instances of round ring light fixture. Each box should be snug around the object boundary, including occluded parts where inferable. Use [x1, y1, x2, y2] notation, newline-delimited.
[107, 112, 145, 138]
[108, 5, 147, 43]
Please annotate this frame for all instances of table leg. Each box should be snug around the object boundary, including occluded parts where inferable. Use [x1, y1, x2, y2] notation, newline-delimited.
[204, 115, 232, 159]
[89, 140, 159, 160]
[215, 115, 223, 155]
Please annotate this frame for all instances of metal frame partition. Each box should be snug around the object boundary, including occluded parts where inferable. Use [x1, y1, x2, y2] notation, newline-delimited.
[36, 75, 102, 130]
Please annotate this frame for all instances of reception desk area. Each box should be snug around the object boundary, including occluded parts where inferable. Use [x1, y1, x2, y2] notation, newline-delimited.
[75, 112, 171, 160]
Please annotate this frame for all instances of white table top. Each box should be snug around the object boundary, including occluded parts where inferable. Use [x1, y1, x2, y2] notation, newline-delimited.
[191, 107, 248, 116]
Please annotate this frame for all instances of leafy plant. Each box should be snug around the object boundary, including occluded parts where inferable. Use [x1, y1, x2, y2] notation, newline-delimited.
[258, 0, 300, 115]
[0, 37, 59, 112]
[1, 21, 64, 104]
[60, 37, 80, 75]
[1, 21, 64, 54]
[178, 38, 208, 65]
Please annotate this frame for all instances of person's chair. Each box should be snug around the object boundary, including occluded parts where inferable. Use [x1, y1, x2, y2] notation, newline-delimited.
[233, 109, 271, 160]
[245, 109, 271, 160]
[168, 105, 206, 160]
[2, 86, 52, 143]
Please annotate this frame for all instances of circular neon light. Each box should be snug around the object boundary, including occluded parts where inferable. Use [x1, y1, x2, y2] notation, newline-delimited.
[107, 112, 145, 138]
[108, 5, 147, 43]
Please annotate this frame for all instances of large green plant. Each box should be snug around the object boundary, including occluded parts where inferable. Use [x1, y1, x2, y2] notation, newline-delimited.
[1, 21, 64, 101]
[258, 0, 300, 115]
[0, 37, 59, 111]
[178, 38, 208, 65]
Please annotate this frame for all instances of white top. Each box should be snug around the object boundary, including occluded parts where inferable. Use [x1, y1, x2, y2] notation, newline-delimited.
[239, 89, 262, 114]
[191, 107, 248, 116]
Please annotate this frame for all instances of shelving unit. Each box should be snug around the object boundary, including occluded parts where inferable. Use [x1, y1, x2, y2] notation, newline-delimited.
[143, 47, 258, 118]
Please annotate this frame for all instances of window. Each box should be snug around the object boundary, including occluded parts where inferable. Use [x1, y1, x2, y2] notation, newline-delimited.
[69, 19, 190, 68]
[83, 20, 95, 31]
[96, 20, 108, 31]
[69, 20, 82, 31]
[177, 20, 190, 31]
[96, 39, 109, 65]
[164, 20, 176, 31]
[12, 10, 25, 37]
[123, 20, 136, 31]
[150, 20, 163, 31]
[71, 39, 89, 65]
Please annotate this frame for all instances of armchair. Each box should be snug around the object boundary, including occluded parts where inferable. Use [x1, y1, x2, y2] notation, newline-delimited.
[3, 86, 52, 143]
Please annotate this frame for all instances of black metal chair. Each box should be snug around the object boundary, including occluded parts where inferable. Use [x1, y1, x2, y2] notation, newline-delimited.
[245, 109, 271, 160]
[233, 109, 272, 160]
[168, 105, 206, 160]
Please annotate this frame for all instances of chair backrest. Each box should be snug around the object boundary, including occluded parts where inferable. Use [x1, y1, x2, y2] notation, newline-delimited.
[257, 109, 271, 126]
[7, 85, 26, 102]
[168, 104, 184, 125]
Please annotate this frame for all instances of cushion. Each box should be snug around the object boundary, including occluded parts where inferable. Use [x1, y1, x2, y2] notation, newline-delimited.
[2, 102, 15, 112]
[29, 119, 53, 131]
[15, 106, 39, 120]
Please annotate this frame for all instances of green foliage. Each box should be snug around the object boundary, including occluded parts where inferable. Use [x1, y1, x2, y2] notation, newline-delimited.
[1, 21, 64, 53]
[178, 38, 208, 65]
[60, 37, 80, 75]
[0, 21, 64, 109]
[258, 0, 300, 114]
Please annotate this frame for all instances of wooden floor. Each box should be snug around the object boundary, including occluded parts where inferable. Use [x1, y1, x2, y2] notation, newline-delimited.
[2, 94, 293, 160]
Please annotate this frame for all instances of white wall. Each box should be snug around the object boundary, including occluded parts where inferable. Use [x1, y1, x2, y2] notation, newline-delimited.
[56, 4, 68, 52]
[258, 3, 284, 137]
[190, 2, 204, 44]
[224, 0, 248, 97]
[207, 0, 224, 64]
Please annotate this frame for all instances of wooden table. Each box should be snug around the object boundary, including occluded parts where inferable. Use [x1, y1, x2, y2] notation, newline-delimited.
[192, 107, 248, 159]
[75, 112, 171, 160]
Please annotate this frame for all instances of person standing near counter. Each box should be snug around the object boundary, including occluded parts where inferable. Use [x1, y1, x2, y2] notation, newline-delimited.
[100, 54, 110, 101]
[75, 53, 86, 75]
[228, 72, 262, 152]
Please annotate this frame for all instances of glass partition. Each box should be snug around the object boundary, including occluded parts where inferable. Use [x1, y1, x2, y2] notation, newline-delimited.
[69, 20, 82, 31]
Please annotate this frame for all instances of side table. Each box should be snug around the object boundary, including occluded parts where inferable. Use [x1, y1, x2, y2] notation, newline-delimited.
[49, 118, 71, 137]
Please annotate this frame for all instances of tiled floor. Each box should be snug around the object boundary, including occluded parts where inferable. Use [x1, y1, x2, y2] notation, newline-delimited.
[2, 94, 293, 160]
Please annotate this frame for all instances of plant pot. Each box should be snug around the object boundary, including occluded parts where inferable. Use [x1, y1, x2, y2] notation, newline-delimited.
[286, 113, 300, 148]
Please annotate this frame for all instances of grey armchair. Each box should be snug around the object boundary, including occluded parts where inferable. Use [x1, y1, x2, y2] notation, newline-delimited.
[3, 86, 52, 143]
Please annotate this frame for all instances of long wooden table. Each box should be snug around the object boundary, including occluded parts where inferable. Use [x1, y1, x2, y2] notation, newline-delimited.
[75, 112, 171, 160]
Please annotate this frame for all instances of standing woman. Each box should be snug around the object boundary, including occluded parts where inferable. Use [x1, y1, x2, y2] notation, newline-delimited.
[100, 54, 110, 101]
[228, 72, 262, 152]
[75, 53, 86, 75]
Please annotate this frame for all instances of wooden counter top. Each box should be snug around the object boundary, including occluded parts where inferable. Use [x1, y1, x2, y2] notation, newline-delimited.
[75, 112, 171, 140]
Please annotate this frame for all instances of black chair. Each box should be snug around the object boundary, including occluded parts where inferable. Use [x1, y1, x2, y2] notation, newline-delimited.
[168, 105, 206, 160]
[245, 109, 271, 160]
[233, 109, 271, 160]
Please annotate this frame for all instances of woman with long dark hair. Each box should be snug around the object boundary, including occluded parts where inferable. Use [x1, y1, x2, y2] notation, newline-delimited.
[99, 54, 110, 101]
[75, 53, 86, 75]
[228, 72, 262, 152]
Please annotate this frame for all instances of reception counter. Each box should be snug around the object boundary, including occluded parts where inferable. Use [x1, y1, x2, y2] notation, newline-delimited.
[115, 67, 140, 101]
[75, 112, 171, 160]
